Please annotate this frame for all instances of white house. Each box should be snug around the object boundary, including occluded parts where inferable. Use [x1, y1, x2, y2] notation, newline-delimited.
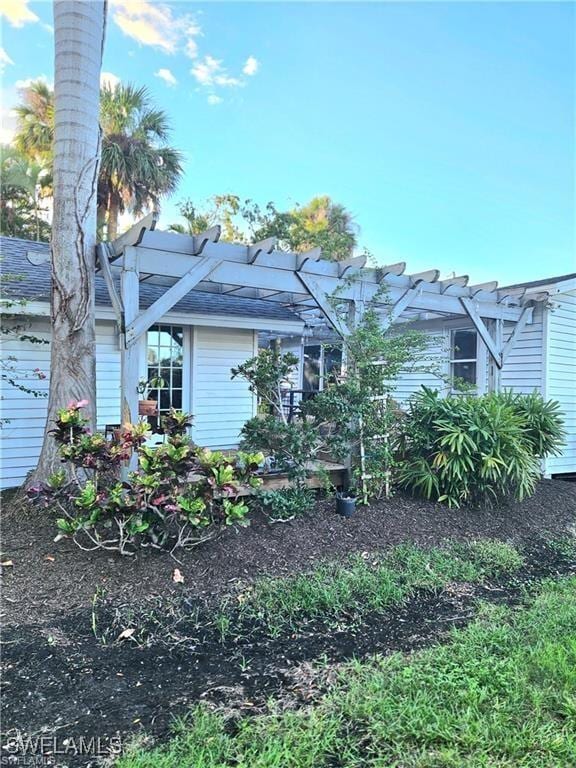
[0, 235, 304, 489]
[2, 223, 573, 488]
[278, 274, 576, 478]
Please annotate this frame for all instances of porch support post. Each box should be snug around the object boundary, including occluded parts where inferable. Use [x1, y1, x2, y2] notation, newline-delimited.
[489, 318, 503, 392]
[120, 246, 140, 430]
[125, 256, 223, 346]
[459, 296, 503, 369]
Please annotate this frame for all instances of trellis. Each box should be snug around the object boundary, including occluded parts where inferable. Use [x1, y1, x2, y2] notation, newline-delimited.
[95, 214, 549, 431]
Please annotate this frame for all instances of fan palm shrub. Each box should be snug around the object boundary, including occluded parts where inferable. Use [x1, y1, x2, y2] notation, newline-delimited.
[398, 388, 564, 507]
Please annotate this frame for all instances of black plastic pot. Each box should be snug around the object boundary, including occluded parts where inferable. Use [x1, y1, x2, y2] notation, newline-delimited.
[336, 494, 356, 518]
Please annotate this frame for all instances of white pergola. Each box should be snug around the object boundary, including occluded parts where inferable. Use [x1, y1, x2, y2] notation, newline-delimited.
[96, 213, 548, 426]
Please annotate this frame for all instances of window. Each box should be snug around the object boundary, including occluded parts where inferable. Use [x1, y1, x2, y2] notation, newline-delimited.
[303, 344, 342, 397]
[146, 325, 184, 431]
[450, 329, 477, 390]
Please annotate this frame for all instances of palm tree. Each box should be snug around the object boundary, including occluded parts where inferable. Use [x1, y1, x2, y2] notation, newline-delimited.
[0, 145, 51, 241]
[13, 80, 54, 165]
[31, 0, 106, 484]
[13, 81, 183, 241]
[99, 83, 183, 240]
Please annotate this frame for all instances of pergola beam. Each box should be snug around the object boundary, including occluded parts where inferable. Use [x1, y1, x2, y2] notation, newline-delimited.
[125, 256, 223, 346]
[125, 247, 528, 321]
[96, 243, 123, 325]
[108, 210, 158, 260]
[381, 287, 421, 330]
[296, 272, 350, 338]
[248, 236, 277, 264]
[459, 296, 503, 368]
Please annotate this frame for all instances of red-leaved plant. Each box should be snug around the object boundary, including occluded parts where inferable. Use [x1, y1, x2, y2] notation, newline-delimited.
[28, 402, 264, 556]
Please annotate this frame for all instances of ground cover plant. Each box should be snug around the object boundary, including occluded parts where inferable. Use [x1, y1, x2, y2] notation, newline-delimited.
[95, 539, 526, 647]
[27, 401, 263, 555]
[398, 387, 565, 507]
[115, 574, 576, 768]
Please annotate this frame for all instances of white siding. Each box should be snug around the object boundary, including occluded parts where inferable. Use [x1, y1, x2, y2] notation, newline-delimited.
[0, 317, 51, 488]
[500, 304, 545, 393]
[0, 318, 123, 488]
[544, 291, 576, 475]
[392, 327, 449, 405]
[95, 321, 121, 428]
[192, 327, 257, 449]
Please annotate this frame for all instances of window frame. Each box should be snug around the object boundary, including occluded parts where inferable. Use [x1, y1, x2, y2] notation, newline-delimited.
[302, 342, 343, 393]
[448, 327, 481, 394]
[140, 324, 191, 442]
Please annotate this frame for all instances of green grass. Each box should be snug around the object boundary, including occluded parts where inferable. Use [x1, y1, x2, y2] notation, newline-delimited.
[116, 575, 576, 768]
[230, 539, 524, 634]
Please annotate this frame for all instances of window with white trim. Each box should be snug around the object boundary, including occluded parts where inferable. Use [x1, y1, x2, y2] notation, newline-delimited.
[450, 329, 478, 391]
[146, 324, 184, 430]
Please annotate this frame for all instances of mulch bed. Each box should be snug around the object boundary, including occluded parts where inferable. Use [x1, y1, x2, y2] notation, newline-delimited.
[2, 480, 575, 627]
[1, 480, 575, 766]
[2, 540, 576, 767]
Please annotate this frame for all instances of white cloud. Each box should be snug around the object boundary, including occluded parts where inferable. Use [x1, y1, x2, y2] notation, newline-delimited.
[100, 71, 120, 90]
[110, 0, 201, 56]
[184, 38, 199, 60]
[207, 94, 222, 106]
[14, 74, 52, 90]
[0, 0, 38, 27]
[243, 56, 259, 77]
[0, 48, 14, 74]
[155, 68, 177, 87]
[191, 55, 242, 88]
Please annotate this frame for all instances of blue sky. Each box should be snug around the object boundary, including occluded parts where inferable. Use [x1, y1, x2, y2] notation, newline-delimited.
[1, 0, 574, 284]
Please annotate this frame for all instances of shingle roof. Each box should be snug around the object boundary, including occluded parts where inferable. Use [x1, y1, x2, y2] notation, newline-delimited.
[500, 273, 576, 290]
[0, 236, 300, 323]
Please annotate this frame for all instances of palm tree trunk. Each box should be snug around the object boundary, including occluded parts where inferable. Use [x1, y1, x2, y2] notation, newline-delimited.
[107, 191, 120, 241]
[30, 0, 107, 485]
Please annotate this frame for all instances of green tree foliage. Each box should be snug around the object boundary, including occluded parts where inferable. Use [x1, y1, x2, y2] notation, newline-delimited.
[13, 80, 54, 166]
[0, 145, 51, 241]
[12, 79, 183, 241]
[170, 194, 359, 261]
[98, 83, 183, 239]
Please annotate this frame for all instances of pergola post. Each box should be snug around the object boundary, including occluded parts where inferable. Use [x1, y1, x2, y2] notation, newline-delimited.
[120, 246, 140, 429]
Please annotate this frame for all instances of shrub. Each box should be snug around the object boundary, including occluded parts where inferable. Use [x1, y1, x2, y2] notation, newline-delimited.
[240, 415, 321, 481]
[397, 388, 564, 507]
[257, 486, 316, 522]
[28, 402, 264, 555]
[497, 390, 565, 458]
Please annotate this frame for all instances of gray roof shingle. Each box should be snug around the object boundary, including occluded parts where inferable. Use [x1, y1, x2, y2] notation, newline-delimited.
[0, 236, 300, 323]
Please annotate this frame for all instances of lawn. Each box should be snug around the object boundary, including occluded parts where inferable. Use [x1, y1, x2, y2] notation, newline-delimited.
[118, 575, 576, 768]
[2, 482, 576, 766]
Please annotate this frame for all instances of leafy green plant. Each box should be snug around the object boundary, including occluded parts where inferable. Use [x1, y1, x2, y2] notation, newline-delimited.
[240, 415, 321, 481]
[497, 390, 565, 458]
[231, 348, 299, 421]
[28, 403, 263, 555]
[257, 486, 316, 522]
[397, 387, 564, 507]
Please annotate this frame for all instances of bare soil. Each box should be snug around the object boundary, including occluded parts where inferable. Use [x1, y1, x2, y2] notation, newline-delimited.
[1, 480, 575, 767]
[2, 480, 575, 626]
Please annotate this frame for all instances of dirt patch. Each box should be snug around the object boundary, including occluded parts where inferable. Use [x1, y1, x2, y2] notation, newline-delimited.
[1, 541, 575, 767]
[2, 480, 575, 626]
